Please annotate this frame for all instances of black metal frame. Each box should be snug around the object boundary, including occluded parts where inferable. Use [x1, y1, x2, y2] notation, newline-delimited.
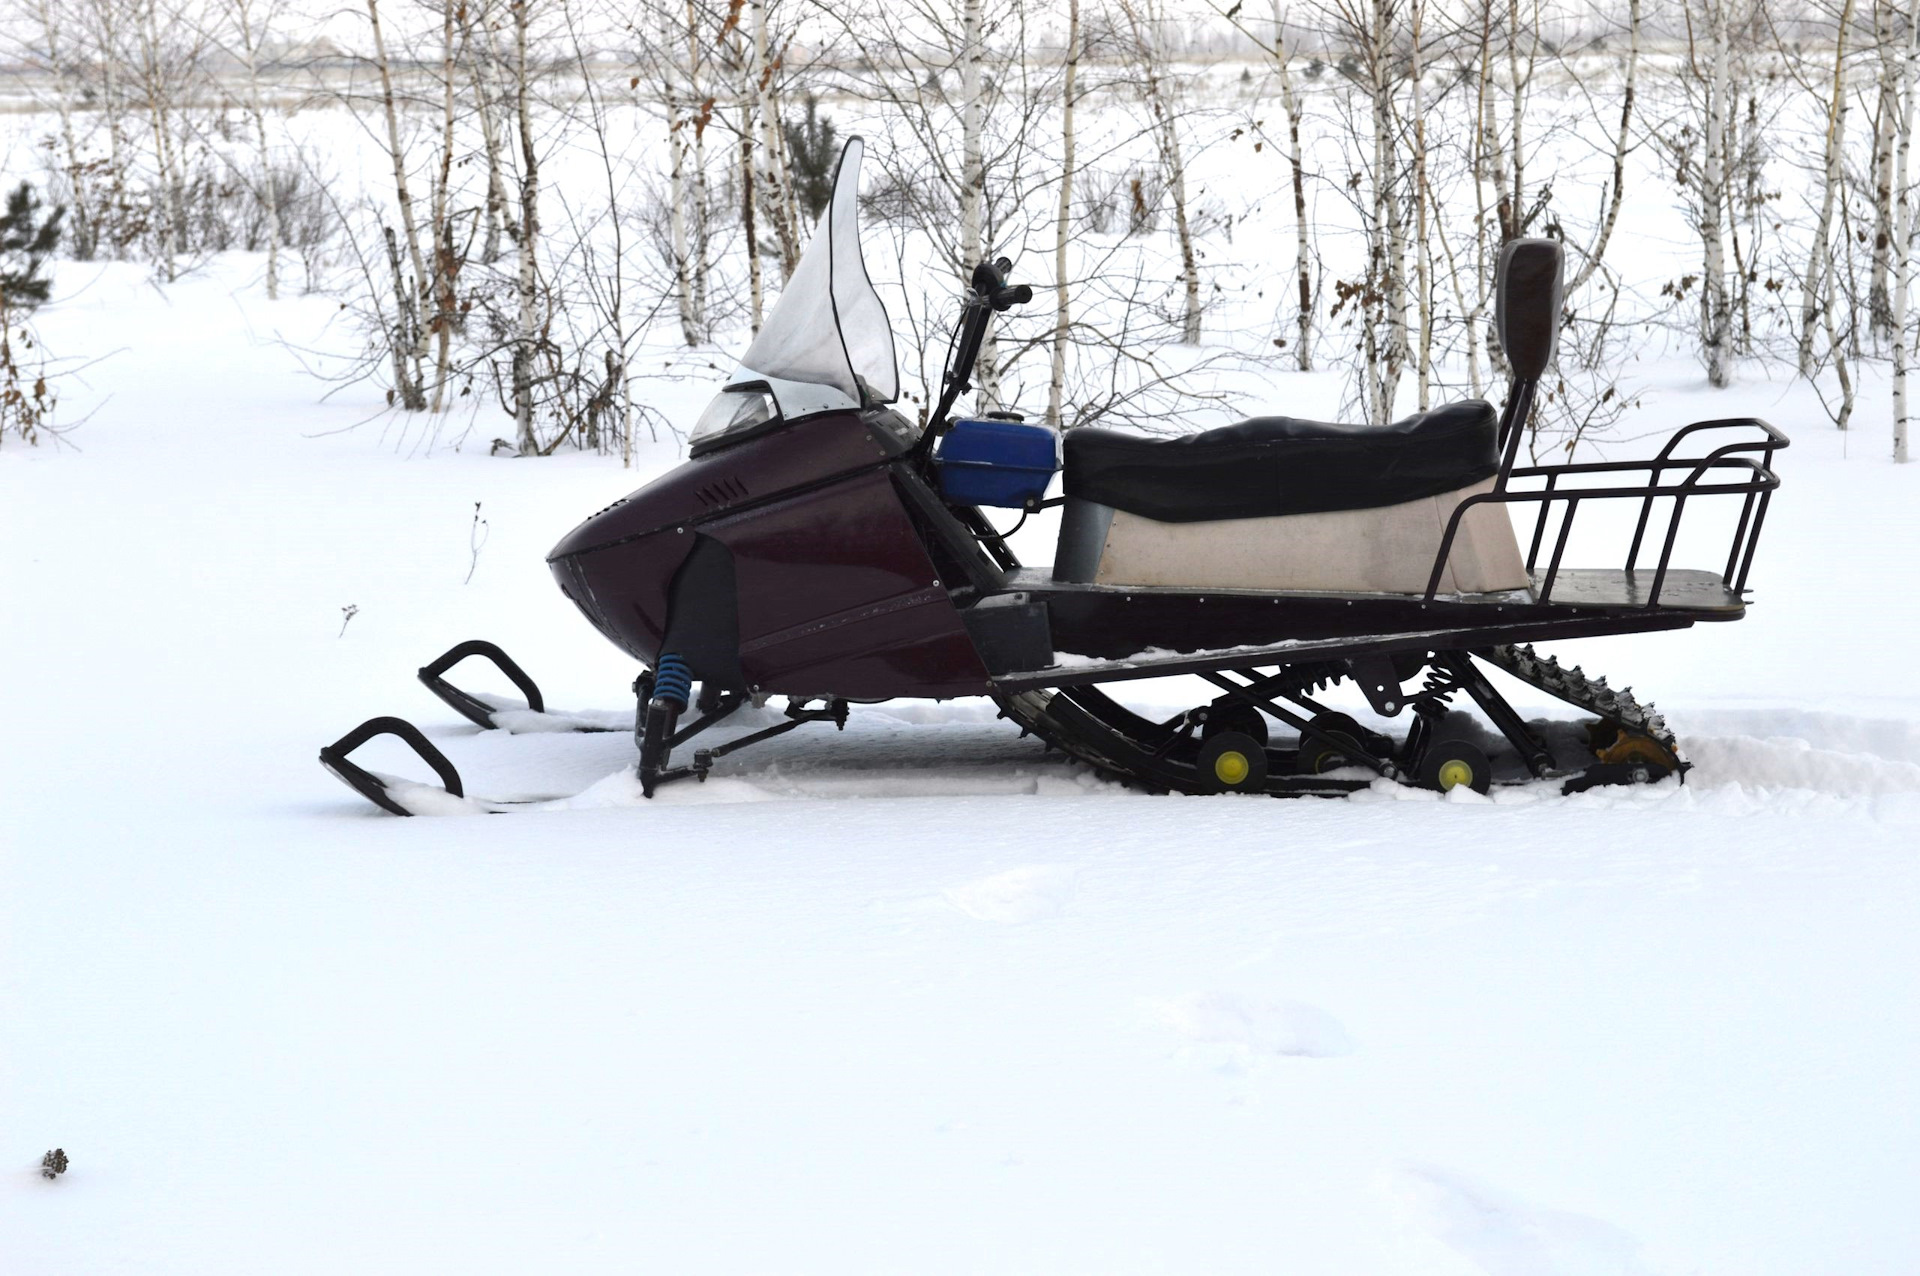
[1426, 416, 1788, 605]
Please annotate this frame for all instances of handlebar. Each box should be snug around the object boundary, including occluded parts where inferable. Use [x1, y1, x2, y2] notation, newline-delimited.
[971, 256, 1032, 312]
[912, 256, 1033, 459]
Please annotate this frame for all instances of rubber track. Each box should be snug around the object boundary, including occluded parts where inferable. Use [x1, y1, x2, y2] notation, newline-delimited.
[1479, 643, 1689, 772]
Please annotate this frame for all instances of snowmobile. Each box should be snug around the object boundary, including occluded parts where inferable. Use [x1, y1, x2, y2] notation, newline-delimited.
[321, 137, 1787, 815]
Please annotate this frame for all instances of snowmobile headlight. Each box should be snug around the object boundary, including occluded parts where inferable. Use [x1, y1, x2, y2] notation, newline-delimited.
[690, 386, 779, 447]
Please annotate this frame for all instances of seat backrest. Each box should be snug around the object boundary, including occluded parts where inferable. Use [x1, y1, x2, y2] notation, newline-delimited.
[1495, 238, 1563, 381]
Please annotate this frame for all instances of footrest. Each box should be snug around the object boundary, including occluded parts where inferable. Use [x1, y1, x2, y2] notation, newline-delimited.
[418, 640, 545, 729]
[319, 716, 465, 816]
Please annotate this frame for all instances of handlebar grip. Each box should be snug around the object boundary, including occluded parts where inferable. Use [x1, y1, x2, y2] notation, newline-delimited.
[989, 283, 1032, 312]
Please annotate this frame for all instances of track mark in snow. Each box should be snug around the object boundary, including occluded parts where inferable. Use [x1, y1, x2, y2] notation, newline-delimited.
[1684, 733, 1920, 798]
[943, 864, 1079, 923]
[1383, 1164, 1654, 1275]
[1145, 992, 1354, 1062]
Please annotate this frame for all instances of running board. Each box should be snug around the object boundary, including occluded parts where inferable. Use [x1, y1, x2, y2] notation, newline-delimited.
[990, 613, 1696, 691]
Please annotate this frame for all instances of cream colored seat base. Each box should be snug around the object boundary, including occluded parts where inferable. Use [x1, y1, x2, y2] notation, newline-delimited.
[1056, 477, 1529, 595]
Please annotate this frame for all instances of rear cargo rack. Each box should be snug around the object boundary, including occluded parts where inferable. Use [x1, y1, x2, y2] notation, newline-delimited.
[1426, 417, 1787, 605]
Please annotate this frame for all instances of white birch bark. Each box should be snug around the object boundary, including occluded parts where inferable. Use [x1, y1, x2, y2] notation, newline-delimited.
[32, 0, 94, 261]
[1124, 0, 1202, 344]
[741, 108, 764, 332]
[1566, 0, 1639, 294]
[1895, 0, 1920, 461]
[429, 0, 459, 409]
[959, 0, 999, 406]
[1800, 0, 1855, 376]
[1506, 0, 1528, 234]
[685, 0, 712, 331]
[1874, 0, 1899, 337]
[1701, 0, 1733, 388]
[1467, 0, 1497, 389]
[1410, 0, 1433, 409]
[1267, 0, 1311, 370]
[230, 0, 281, 300]
[465, 0, 510, 264]
[665, 39, 700, 347]
[959, 0, 985, 273]
[86, 0, 128, 208]
[1369, 0, 1405, 422]
[366, 0, 429, 325]
[137, 0, 181, 281]
[511, 0, 541, 455]
[751, 0, 800, 278]
[1048, 0, 1079, 430]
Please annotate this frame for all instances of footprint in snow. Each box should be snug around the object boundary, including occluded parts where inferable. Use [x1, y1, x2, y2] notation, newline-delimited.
[1382, 1163, 1654, 1275]
[1146, 991, 1354, 1060]
[944, 864, 1078, 924]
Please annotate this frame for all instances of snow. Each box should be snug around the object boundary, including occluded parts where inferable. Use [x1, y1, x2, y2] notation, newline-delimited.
[6, 257, 1920, 1274]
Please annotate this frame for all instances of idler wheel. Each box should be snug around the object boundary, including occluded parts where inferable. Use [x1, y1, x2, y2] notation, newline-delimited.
[1297, 712, 1380, 775]
[1197, 731, 1268, 792]
[1416, 738, 1492, 794]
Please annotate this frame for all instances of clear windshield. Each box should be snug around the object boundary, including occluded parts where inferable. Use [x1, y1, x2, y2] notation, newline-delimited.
[691, 137, 897, 448]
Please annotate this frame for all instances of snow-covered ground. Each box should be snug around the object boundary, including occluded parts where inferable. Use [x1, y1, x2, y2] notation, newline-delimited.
[5, 256, 1920, 1273]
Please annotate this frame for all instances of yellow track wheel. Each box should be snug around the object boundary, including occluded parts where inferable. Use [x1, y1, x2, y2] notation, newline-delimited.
[1197, 731, 1268, 793]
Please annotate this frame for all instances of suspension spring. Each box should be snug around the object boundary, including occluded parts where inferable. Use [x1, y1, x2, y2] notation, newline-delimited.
[652, 653, 693, 709]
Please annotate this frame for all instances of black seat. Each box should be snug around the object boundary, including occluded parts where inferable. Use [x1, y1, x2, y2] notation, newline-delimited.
[1062, 399, 1501, 524]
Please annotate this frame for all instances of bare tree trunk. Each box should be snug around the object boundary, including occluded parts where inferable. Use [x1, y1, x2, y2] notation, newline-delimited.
[511, 0, 540, 455]
[1875, 0, 1899, 339]
[383, 226, 425, 409]
[1264, 0, 1312, 370]
[1506, 0, 1529, 234]
[741, 114, 763, 331]
[33, 0, 95, 261]
[686, 0, 712, 331]
[1701, 0, 1733, 388]
[429, 0, 459, 410]
[959, 0, 985, 271]
[1896, 0, 1919, 461]
[1800, 0, 1855, 376]
[1482, 2, 1512, 247]
[231, 0, 281, 299]
[665, 59, 700, 345]
[1567, 0, 1639, 293]
[751, 0, 799, 278]
[1826, 178, 1858, 429]
[959, 0, 1001, 405]
[366, 0, 429, 341]
[1124, 0, 1202, 344]
[137, 0, 182, 281]
[1410, 0, 1432, 409]
[1467, 0, 1497, 389]
[465, 1, 510, 264]
[88, 0, 128, 215]
[1370, 0, 1406, 422]
[1048, 0, 1079, 430]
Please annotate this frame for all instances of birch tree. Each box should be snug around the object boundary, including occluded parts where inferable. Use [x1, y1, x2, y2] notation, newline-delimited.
[1700, 0, 1735, 388]
[1048, 0, 1081, 428]
[510, 0, 542, 455]
[365, 0, 428, 406]
[1120, 0, 1203, 344]
[225, 0, 282, 299]
[1893, 0, 1919, 461]
[26, 0, 96, 261]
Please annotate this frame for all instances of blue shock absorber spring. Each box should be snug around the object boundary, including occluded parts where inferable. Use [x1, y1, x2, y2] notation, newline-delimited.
[651, 653, 693, 710]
